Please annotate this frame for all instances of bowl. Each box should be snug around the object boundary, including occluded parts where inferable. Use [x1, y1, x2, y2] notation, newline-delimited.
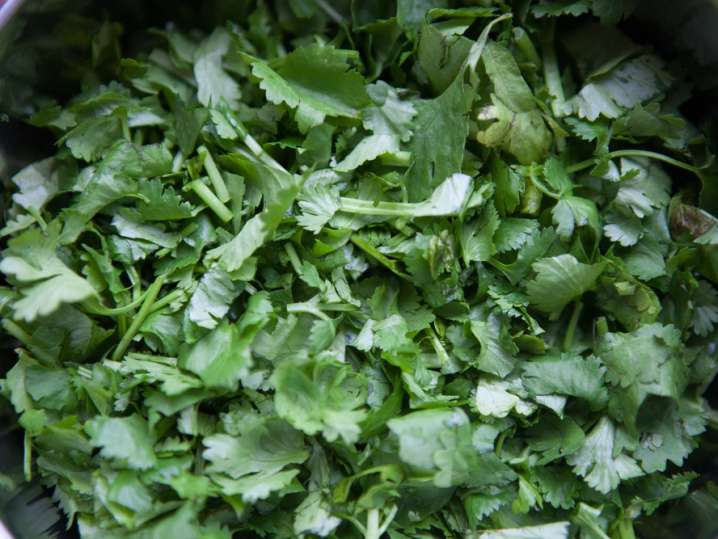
[0, 1, 717, 538]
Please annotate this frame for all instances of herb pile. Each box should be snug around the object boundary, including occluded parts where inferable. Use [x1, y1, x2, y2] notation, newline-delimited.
[2, 1, 718, 538]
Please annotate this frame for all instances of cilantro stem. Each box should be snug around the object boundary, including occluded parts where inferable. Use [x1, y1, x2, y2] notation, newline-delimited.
[540, 21, 569, 118]
[82, 292, 149, 317]
[199, 145, 231, 203]
[284, 243, 304, 275]
[520, 178, 545, 214]
[28, 208, 47, 231]
[365, 506, 398, 539]
[616, 519, 637, 539]
[339, 197, 452, 217]
[379, 151, 412, 168]
[111, 275, 166, 361]
[428, 327, 451, 369]
[23, 431, 32, 481]
[595, 317, 609, 339]
[563, 301, 583, 352]
[318, 303, 359, 312]
[314, 0, 344, 24]
[351, 237, 411, 280]
[514, 27, 542, 68]
[172, 151, 184, 173]
[1, 319, 54, 363]
[365, 509, 380, 539]
[186, 179, 233, 223]
[128, 266, 142, 302]
[2, 319, 33, 346]
[287, 302, 331, 321]
[566, 150, 702, 176]
[221, 107, 290, 175]
[120, 110, 131, 142]
[148, 288, 187, 314]
[526, 165, 563, 200]
[117, 313, 128, 335]
[378, 506, 398, 536]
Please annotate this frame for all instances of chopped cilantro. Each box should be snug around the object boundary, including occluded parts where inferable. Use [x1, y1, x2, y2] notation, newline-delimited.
[1, 1, 718, 538]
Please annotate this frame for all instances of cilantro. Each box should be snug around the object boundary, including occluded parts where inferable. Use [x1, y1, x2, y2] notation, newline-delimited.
[1, 2, 718, 538]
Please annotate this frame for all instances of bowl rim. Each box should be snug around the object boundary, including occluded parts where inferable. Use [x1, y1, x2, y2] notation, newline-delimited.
[0, 0, 25, 30]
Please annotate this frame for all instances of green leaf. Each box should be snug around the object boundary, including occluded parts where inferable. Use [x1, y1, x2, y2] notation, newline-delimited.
[533, 1, 591, 18]
[397, 0, 448, 35]
[470, 314, 517, 378]
[633, 399, 705, 473]
[405, 77, 472, 200]
[477, 42, 552, 165]
[86, 415, 156, 470]
[272, 359, 368, 444]
[364, 81, 417, 142]
[597, 323, 687, 419]
[11, 158, 63, 214]
[184, 267, 242, 332]
[63, 113, 124, 162]
[335, 134, 400, 172]
[212, 468, 300, 502]
[572, 55, 672, 120]
[182, 294, 270, 390]
[522, 353, 608, 407]
[194, 29, 241, 108]
[591, 0, 639, 24]
[252, 44, 370, 132]
[494, 218, 540, 253]
[293, 491, 341, 538]
[0, 225, 96, 321]
[25, 364, 77, 411]
[203, 417, 308, 478]
[526, 415, 586, 465]
[493, 158, 524, 216]
[526, 255, 605, 313]
[567, 417, 643, 493]
[552, 196, 601, 241]
[209, 167, 302, 271]
[135, 180, 193, 221]
[388, 408, 516, 488]
[460, 203, 500, 263]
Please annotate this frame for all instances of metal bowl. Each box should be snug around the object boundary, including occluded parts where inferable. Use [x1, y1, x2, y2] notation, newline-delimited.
[0, 0, 24, 30]
[0, 1, 717, 538]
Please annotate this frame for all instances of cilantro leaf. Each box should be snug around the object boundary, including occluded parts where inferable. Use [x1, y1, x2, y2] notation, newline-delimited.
[252, 44, 370, 132]
[1, 225, 96, 321]
[526, 255, 605, 313]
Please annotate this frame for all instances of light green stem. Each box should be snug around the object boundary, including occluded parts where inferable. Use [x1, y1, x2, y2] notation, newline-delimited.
[127, 266, 142, 302]
[23, 431, 32, 481]
[541, 21, 568, 118]
[186, 179, 233, 222]
[365, 509, 380, 539]
[220, 107, 289, 174]
[378, 506, 398, 537]
[111, 275, 166, 361]
[148, 288, 187, 314]
[563, 301, 583, 352]
[284, 243, 304, 275]
[379, 151, 412, 167]
[286, 302, 331, 321]
[199, 145, 230, 202]
[82, 292, 149, 317]
[1, 320, 54, 363]
[567, 149, 702, 176]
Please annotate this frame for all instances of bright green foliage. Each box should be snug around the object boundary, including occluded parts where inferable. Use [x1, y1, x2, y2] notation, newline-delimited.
[1, 1, 717, 539]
